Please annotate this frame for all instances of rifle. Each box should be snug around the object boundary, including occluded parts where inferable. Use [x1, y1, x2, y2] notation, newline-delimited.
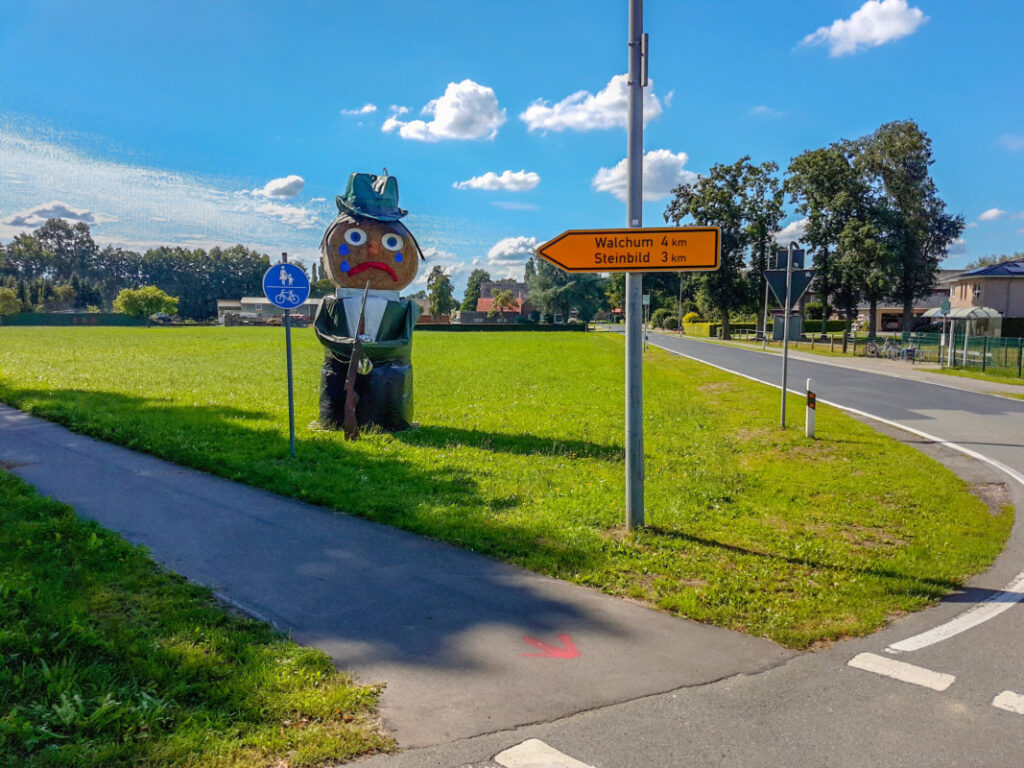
[342, 283, 370, 441]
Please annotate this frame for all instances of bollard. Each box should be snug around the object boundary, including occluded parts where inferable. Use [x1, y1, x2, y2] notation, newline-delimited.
[806, 378, 816, 438]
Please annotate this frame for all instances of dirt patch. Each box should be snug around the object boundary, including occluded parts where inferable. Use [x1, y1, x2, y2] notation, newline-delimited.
[970, 482, 1011, 516]
[735, 427, 772, 443]
[0, 459, 31, 470]
[840, 524, 906, 550]
[698, 382, 736, 394]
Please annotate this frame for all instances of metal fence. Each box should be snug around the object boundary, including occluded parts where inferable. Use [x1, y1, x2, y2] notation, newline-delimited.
[907, 332, 1024, 377]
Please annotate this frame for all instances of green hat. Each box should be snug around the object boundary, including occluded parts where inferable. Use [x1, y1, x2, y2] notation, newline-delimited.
[335, 171, 408, 221]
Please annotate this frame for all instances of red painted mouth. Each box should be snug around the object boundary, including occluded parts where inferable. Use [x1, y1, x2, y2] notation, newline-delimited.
[348, 261, 398, 281]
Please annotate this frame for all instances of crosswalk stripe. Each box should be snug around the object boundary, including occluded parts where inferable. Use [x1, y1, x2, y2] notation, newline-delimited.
[848, 652, 955, 691]
[992, 690, 1024, 715]
[495, 738, 595, 768]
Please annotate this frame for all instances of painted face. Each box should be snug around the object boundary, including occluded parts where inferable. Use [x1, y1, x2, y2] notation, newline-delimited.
[321, 217, 421, 291]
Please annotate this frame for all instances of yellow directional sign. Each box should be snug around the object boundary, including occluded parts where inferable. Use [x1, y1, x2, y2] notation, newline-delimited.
[536, 227, 721, 273]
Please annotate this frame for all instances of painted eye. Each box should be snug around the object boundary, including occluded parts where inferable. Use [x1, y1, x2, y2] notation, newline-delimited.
[381, 233, 404, 252]
[344, 228, 367, 246]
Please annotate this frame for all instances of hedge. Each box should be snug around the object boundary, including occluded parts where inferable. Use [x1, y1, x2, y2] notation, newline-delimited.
[0, 312, 147, 327]
[417, 323, 587, 332]
[1002, 318, 1024, 338]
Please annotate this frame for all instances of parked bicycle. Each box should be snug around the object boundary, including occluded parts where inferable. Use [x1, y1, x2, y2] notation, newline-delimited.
[864, 337, 916, 361]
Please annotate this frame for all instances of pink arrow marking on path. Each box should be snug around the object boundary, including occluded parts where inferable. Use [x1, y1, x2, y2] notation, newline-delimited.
[521, 633, 580, 659]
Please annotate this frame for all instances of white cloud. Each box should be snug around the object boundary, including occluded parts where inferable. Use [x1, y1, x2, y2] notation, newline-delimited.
[453, 170, 540, 192]
[591, 149, 697, 202]
[801, 0, 928, 57]
[947, 238, 968, 255]
[750, 105, 785, 118]
[977, 208, 1006, 222]
[251, 201, 319, 228]
[520, 74, 663, 133]
[999, 134, 1024, 152]
[966, 222, 979, 229]
[309, 197, 326, 203]
[774, 218, 809, 245]
[249, 174, 305, 199]
[340, 103, 377, 116]
[0, 128, 327, 250]
[487, 236, 540, 267]
[381, 80, 506, 142]
[492, 201, 540, 211]
[4, 200, 115, 228]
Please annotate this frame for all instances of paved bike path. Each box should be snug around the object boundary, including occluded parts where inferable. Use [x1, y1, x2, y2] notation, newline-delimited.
[0, 403, 793, 747]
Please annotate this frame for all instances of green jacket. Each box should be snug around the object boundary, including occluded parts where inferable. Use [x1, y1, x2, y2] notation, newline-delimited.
[313, 296, 419, 362]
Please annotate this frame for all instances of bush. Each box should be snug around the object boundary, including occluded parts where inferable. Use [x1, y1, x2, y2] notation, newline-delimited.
[805, 302, 824, 320]
[651, 308, 672, 328]
[683, 311, 700, 324]
[683, 322, 716, 337]
[663, 316, 679, 330]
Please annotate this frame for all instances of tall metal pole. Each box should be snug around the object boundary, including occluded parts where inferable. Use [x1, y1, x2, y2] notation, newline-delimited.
[625, 0, 645, 530]
[780, 241, 796, 428]
[282, 252, 296, 458]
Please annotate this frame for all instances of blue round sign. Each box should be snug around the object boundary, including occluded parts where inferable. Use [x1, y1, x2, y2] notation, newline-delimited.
[263, 263, 310, 310]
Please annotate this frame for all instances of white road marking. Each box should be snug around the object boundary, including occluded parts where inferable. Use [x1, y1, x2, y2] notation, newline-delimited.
[992, 690, 1024, 715]
[848, 652, 955, 691]
[495, 738, 595, 768]
[650, 336, 1024, 653]
[886, 571, 1024, 653]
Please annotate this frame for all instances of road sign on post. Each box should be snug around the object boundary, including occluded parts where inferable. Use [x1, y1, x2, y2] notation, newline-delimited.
[536, 227, 721, 273]
[263, 260, 310, 458]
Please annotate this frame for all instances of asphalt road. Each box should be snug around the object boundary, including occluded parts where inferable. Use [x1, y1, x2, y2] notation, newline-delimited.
[357, 334, 1024, 768]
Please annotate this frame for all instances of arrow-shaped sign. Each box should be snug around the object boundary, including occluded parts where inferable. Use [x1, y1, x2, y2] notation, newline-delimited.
[521, 633, 580, 659]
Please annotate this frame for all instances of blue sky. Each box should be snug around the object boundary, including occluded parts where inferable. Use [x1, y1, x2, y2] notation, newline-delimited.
[1, 0, 1021, 294]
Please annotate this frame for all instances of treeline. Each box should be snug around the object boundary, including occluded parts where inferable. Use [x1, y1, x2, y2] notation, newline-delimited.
[0, 219, 270, 320]
[617, 119, 965, 339]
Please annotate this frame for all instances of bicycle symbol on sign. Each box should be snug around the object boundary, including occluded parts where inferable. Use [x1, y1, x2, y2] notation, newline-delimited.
[276, 288, 300, 306]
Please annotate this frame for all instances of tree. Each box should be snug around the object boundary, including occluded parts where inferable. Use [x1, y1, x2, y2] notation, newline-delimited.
[0, 286, 20, 317]
[786, 141, 866, 335]
[113, 286, 179, 322]
[664, 156, 756, 339]
[1, 234, 53, 280]
[460, 268, 491, 311]
[525, 257, 606, 322]
[856, 120, 964, 331]
[426, 265, 457, 319]
[837, 219, 896, 338]
[488, 289, 517, 322]
[964, 252, 1024, 270]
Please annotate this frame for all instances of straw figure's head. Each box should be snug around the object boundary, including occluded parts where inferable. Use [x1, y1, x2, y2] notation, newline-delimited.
[320, 171, 422, 291]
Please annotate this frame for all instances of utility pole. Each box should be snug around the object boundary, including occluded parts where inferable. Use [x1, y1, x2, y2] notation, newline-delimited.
[625, 0, 646, 530]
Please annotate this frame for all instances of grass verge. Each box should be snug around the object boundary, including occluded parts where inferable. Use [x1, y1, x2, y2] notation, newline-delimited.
[931, 366, 1024, 389]
[0, 470, 393, 768]
[0, 327, 1012, 649]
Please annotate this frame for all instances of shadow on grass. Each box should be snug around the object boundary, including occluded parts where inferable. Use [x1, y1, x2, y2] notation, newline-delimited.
[0, 385, 625, 671]
[643, 525, 962, 592]
[395, 424, 624, 461]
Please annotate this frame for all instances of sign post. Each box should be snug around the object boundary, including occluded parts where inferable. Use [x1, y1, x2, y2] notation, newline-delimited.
[765, 244, 813, 428]
[624, 0, 646, 531]
[263, 255, 310, 458]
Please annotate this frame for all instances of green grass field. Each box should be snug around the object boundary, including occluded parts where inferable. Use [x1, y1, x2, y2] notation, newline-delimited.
[0, 327, 1012, 651]
[0, 470, 393, 768]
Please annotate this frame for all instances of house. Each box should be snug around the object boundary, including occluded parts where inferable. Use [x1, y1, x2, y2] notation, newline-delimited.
[855, 269, 962, 331]
[217, 297, 323, 324]
[941, 260, 1024, 317]
[456, 279, 534, 323]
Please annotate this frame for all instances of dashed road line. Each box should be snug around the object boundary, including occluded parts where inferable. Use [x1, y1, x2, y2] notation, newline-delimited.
[992, 690, 1024, 715]
[495, 738, 595, 768]
[848, 652, 956, 691]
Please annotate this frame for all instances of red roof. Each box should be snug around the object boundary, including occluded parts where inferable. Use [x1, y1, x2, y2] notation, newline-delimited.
[477, 297, 525, 313]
